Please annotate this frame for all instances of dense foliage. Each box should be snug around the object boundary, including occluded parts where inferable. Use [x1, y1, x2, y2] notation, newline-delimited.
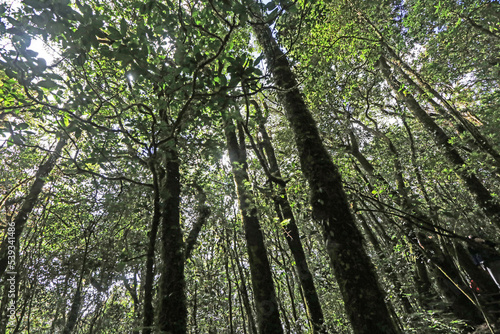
[0, 0, 499, 333]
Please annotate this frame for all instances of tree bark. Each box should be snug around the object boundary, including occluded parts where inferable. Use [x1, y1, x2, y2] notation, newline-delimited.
[142, 161, 162, 334]
[62, 287, 82, 334]
[122, 273, 140, 334]
[157, 146, 187, 334]
[252, 20, 400, 334]
[253, 107, 326, 333]
[224, 229, 234, 334]
[184, 186, 210, 260]
[225, 118, 283, 334]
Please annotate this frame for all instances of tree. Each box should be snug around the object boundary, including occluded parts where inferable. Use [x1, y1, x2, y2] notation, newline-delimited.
[225, 114, 283, 334]
[250, 5, 400, 333]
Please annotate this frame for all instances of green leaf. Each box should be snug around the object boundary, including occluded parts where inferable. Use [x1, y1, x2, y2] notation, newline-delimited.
[24, 49, 38, 58]
[266, 1, 277, 10]
[46, 73, 64, 81]
[37, 80, 60, 89]
[34, 58, 47, 72]
[74, 127, 82, 139]
[15, 123, 29, 130]
[24, 0, 45, 10]
[253, 53, 264, 66]
[120, 18, 128, 35]
[116, 262, 126, 272]
[280, 219, 291, 227]
[107, 26, 122, 40]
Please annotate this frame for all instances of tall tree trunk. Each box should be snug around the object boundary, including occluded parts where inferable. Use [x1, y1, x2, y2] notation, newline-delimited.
[157, 146, 187, 334]
[272, 225, 299, 327]
[191, 280, 198, 334]
[251, 106, 326, 333]
[387, 46, 500, 169]
[378, 56, 500, 228]
[0, 282, 8, 334]
[225, 118, 283, 334]
[48, 272, 71, 333]
[62, 287, 82, 334]
[142, 161, 162, 334]
[390, 54, 500, 170]
[346, 128, 399, 200]
[122, 273, 140, 334]
[251, 20, 400, 334]
[401, 116, 440, 220]
[0, 136, 67, 277]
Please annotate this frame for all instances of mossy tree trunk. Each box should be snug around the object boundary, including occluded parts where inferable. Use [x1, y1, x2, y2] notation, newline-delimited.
[157, 146, 187, 334]
[252, 20, 400, 334]
[184, 185, 210, 260]
[231, 229, 259, 334]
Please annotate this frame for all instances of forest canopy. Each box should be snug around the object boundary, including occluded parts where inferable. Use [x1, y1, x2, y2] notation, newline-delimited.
[0, 0, 499, 333]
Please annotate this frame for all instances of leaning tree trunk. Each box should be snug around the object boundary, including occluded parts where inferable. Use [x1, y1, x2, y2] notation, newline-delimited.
[157, 145, 187, 334]
[225, 118, 283, 334]
[184, 185, 210, 260]
[0, 135, 67, 277]
[0, 275, 10, 334]
[62, 284, 82, 334]
[353, 7, 500, 169]
[251, 19, 400, 334]
[378, 56, 500, 228]
[252, 105, 326, 333]
[384, 43, 500, 169]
